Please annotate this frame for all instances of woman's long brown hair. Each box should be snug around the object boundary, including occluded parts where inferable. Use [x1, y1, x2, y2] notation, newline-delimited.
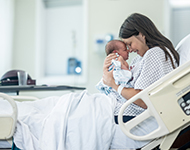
[119, 13, 179, 68]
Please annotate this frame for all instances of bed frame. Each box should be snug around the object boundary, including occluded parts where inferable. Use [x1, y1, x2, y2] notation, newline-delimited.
[0, 93, 17, 140]
[118, 57, 190, 150]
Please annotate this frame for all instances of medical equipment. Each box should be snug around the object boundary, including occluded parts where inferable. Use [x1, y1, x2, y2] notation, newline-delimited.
[118, 34, 190, 150]
[67, 58, 82, 75]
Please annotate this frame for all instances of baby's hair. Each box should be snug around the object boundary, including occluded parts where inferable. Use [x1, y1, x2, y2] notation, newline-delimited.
[105, 40, 125, 56]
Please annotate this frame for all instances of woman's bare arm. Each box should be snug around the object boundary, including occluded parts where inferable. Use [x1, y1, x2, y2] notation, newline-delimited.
[119, 88, 147, 109]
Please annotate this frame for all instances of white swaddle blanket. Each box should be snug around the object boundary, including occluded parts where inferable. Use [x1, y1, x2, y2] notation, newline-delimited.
[112, 59, 132, 86]
[96, 59, 132, 99]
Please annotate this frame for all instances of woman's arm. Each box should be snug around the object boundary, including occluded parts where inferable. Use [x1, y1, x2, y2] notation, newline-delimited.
[102, 54, 147, 109]
[119, 88, 147, 109]
[118, 56, 129, 70]
[103, 72, 147, 109]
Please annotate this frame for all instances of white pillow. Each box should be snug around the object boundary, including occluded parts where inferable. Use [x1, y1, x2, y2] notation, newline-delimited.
[175, 34, 190, 66]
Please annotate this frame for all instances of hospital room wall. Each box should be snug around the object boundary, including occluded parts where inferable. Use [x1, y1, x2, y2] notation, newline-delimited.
[10, 0, 165, 94]
[0, 0, 14, 78]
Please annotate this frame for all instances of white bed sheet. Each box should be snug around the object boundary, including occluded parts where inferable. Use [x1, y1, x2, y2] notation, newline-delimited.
[0, 90, 157, 150]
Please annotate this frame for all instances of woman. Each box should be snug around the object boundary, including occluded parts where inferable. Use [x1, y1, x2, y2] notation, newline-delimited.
[103, 13, 179, 149]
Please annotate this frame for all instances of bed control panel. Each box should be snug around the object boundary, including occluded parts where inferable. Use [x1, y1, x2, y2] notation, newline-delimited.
[178, 91, 190, 115]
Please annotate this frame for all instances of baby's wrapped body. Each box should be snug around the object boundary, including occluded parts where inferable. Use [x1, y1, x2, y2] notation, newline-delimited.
[96, 58, 133, 102]
[112, 59, 132, 86]
[96, 56, 145, 118]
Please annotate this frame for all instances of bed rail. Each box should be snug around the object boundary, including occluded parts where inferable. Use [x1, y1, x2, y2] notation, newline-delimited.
[118, 60, 190, 141]
[0, 92, 18, 139]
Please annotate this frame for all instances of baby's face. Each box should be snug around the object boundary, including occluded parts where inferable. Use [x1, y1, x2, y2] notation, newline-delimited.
[116, 43, 129, 61]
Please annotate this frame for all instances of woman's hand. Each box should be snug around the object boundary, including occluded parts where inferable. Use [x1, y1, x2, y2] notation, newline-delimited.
[102, 53, 118, 88]
[103, 68, 116, 88]
[117, 56, 129, 70]
[103, 53, 118, 72]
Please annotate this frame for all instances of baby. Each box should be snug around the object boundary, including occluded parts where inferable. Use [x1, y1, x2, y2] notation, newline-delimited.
[105, 40, 130, 71]
[96, 40, 132, 97]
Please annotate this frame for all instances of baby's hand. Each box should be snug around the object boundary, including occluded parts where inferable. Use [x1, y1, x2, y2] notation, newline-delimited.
[118, 56, 129, 70]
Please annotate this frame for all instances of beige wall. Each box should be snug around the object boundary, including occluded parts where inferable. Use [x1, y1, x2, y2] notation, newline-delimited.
[12, 0, 36, 75]
[12, 0, 165, 95]
[0, 0, 14, 76]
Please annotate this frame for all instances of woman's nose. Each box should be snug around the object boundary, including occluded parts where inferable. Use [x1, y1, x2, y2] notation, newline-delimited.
[126, 45, 130, 51]
[127, 46, 132, 52]
[129, 48, 133, 52]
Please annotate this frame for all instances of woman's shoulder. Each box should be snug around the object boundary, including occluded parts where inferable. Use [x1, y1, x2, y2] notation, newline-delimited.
[131, 47, 164, 64]
[143, 46, 165, 60]
[145, 46, 164, 55]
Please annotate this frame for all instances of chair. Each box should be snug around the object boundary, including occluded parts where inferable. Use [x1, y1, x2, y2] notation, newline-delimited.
[118, 34, 190, 150]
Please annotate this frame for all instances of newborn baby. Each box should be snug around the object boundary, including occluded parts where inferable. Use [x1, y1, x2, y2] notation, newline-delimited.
[96, 40, 132, 98]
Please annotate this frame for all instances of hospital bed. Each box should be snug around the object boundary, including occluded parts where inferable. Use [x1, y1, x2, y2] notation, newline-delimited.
[118, 34, 190, 150]
[0, 34, 190, 150]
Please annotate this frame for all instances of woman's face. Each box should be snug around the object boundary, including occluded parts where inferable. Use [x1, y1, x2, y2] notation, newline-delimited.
[122, 33, 149, 57]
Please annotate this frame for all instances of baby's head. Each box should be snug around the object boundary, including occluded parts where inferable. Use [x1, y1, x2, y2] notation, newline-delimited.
[105, 40, 129, 60]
